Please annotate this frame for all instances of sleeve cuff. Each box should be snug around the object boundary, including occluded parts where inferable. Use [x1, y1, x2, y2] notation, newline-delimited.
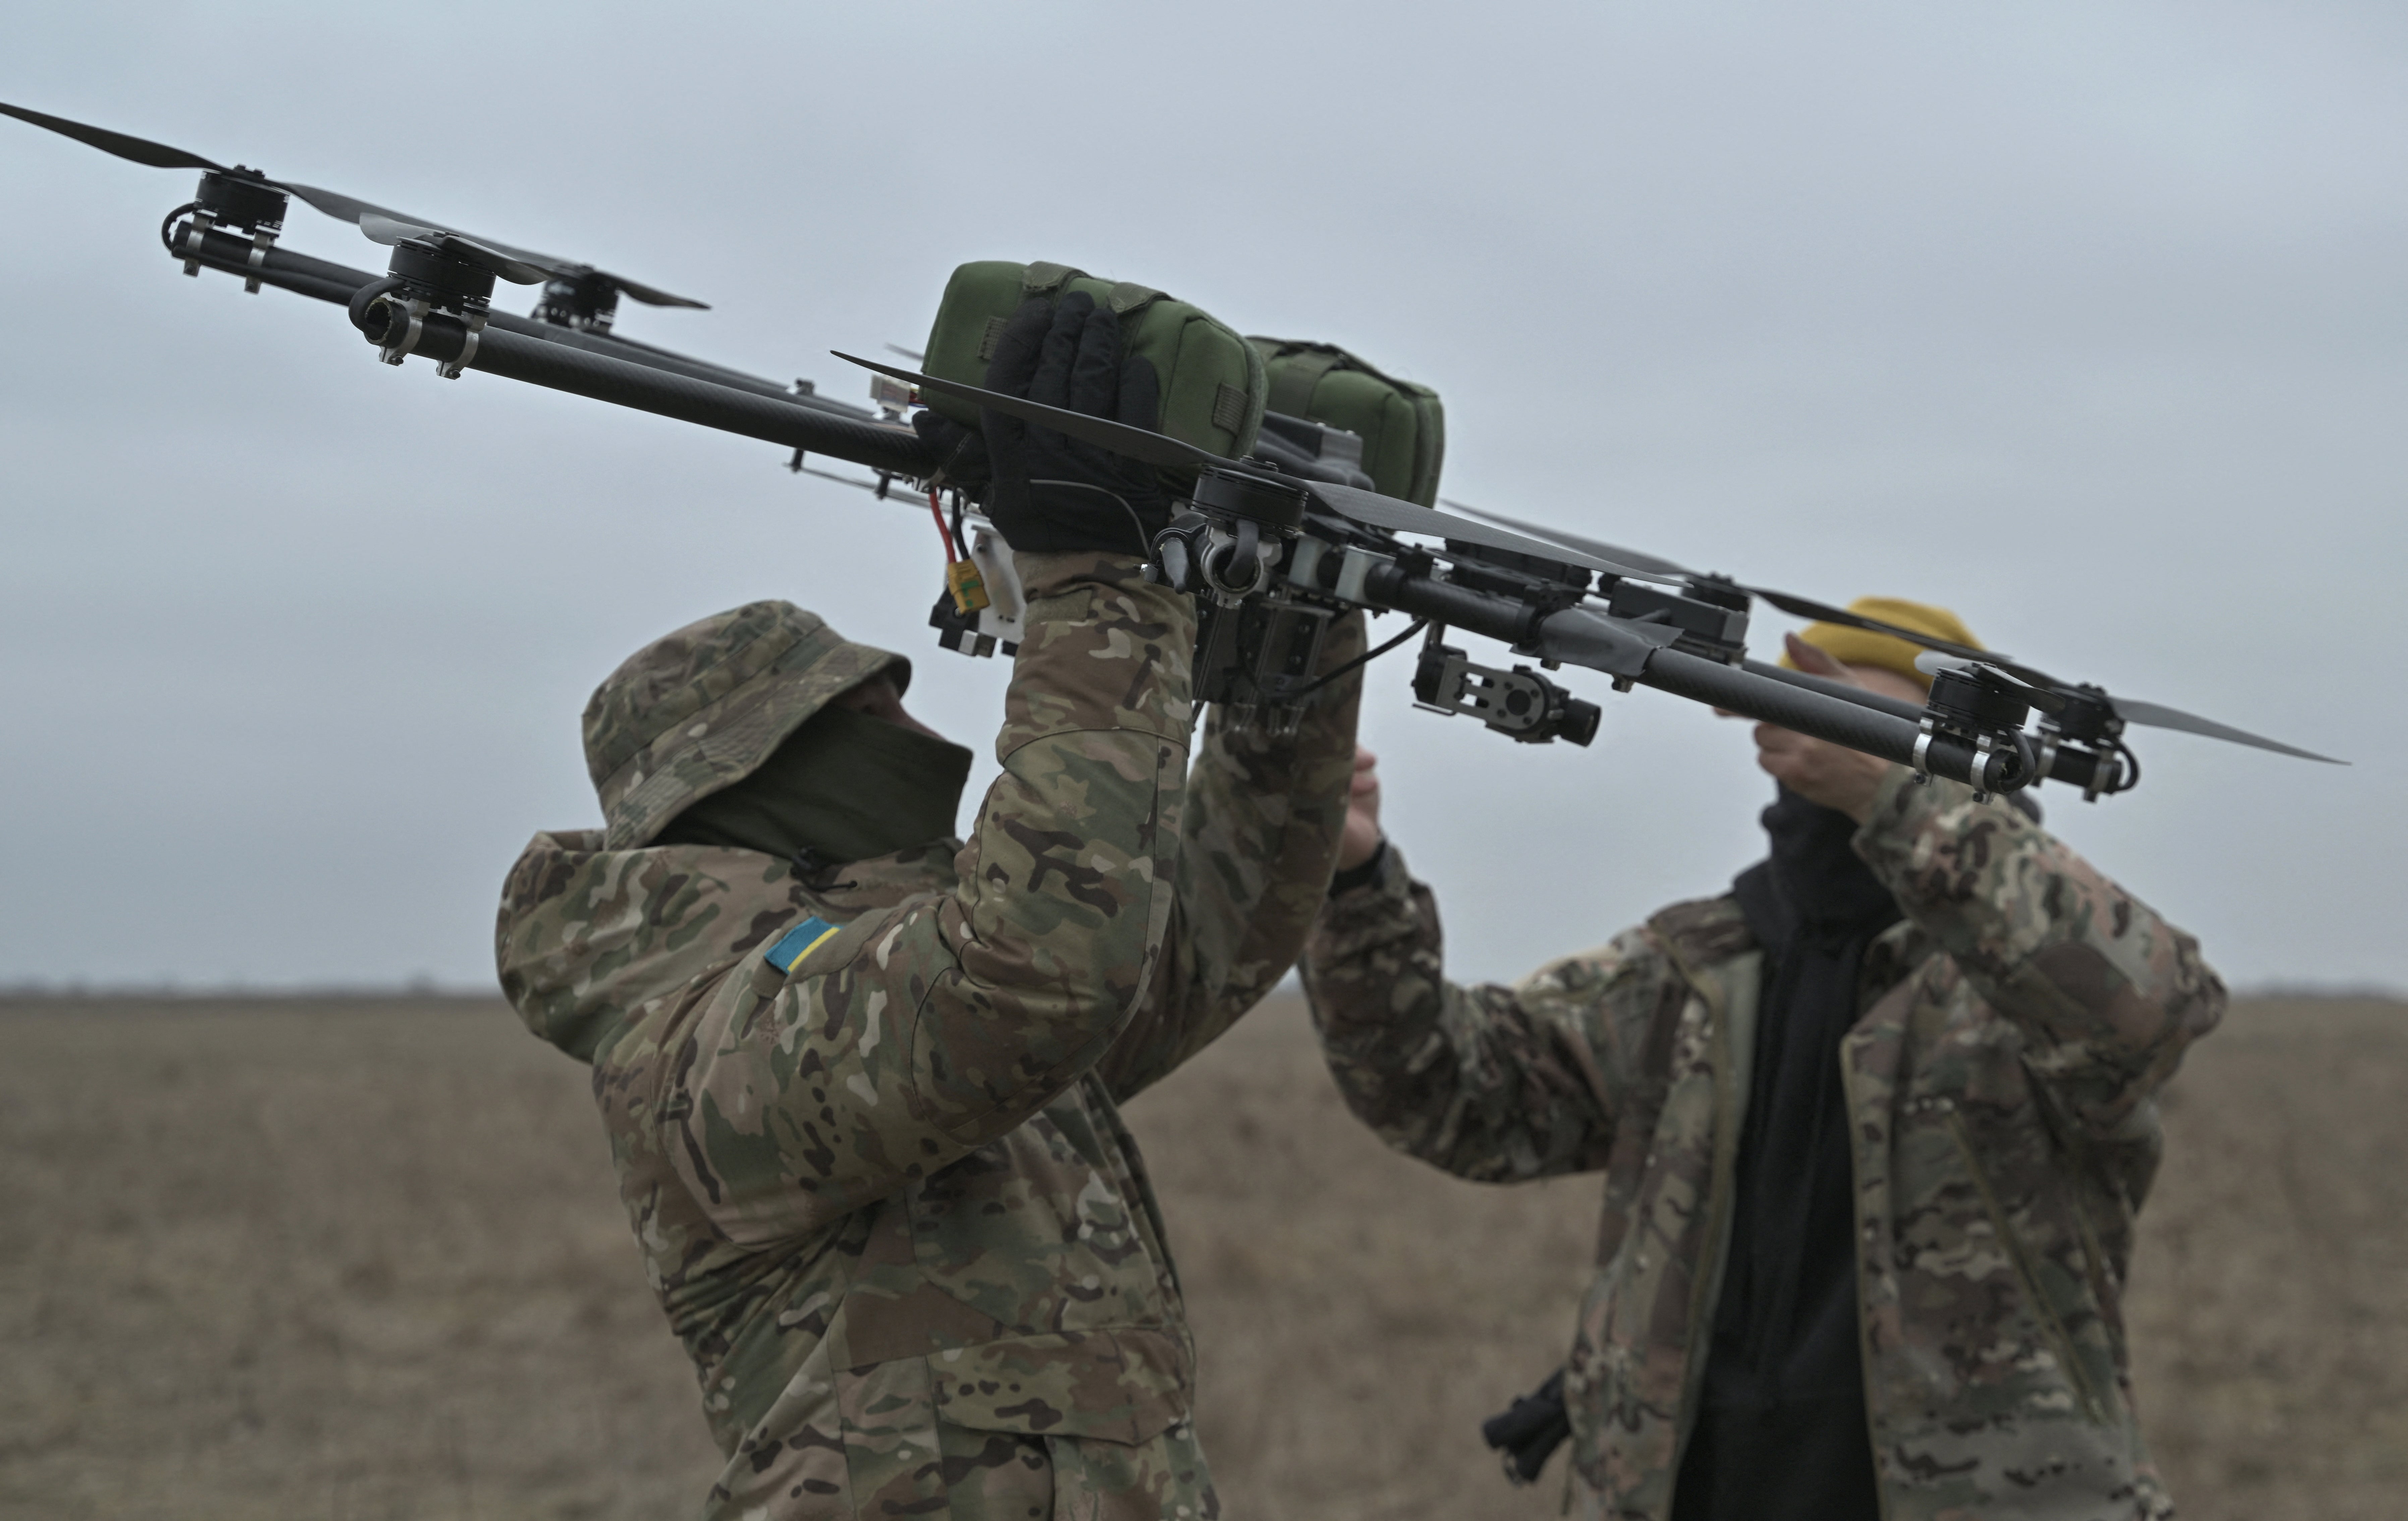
[1327, 839, 1389, 898]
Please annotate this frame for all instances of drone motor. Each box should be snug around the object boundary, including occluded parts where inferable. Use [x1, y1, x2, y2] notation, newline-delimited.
[1916, 663, 2038, 800]
[170, 169, 287, 291]
[1157, 466, 1312, 605]
[530, 268, 622, 333]
[354, 238, 501, 377]
[2029, 687, 2134, 801]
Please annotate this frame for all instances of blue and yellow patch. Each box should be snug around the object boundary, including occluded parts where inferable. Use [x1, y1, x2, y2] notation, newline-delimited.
[765, 916, 844, 975]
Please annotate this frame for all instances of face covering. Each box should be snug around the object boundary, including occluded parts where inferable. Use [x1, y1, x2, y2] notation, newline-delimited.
[652, 705, 973, 866]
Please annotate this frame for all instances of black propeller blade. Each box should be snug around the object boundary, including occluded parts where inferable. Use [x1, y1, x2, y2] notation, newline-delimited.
[835, 351, 1216, 470]
[1314, 479, 1675, 582]
[1912, 654, 2343, 764]
[1445, 501, 2044, 670]
[359, 213, 551, 286]
[2, 100, 706, 310]
[1427, 498, 2344, 766]
[1444, 500, 1698, 579]
[829, 353, 1679, 579]
[2109, 697, 2342, 762]
[0, 100, 220, 171]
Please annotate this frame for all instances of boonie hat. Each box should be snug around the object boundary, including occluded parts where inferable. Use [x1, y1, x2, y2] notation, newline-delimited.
[582, 601, 909, 849]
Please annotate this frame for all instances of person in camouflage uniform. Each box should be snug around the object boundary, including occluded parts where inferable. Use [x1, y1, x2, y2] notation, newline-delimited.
[496, 291, 1363, 1519]
[1304, 605, 2226, 1521]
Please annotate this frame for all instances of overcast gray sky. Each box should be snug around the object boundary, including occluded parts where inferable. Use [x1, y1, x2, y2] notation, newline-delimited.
[3, 0, 2401, 992]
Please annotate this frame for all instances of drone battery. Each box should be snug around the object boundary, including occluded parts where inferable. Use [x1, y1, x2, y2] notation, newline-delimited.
[1246, 337, 1446, 506]
[919, 260, 1265, 472]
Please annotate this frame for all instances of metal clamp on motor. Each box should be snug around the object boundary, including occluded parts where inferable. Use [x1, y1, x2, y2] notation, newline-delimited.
[166, 169, 288, 292]
[2022, 686, 2135, 802]
[349, 222, 558, 379]
[362, 236, 499, 377]
[1914, 663, 2037, 799]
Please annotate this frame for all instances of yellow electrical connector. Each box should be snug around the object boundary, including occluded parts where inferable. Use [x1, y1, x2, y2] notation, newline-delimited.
[945, 559, 990, 615]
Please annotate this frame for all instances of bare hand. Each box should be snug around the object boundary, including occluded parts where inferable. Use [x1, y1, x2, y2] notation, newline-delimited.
[1748, 635, 1904, 822]
[1336, 745, 1384, 871]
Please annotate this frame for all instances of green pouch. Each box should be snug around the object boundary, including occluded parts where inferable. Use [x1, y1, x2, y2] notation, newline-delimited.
[1247, 337, 1446, 506]
[921, 260, 1265, 474]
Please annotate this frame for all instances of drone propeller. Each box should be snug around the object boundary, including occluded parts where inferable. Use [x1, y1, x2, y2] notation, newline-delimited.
[359, 213, 550, 286]
[1912, 653, 2341, 763]
[1444, 500, 1698, 579]
[1444, 501, 2044, 669]
[829, 352, 1684, 580]
[0, 99, 222, 170]
[1442, 499, 2341, 765]
[1, 99, 706, 311]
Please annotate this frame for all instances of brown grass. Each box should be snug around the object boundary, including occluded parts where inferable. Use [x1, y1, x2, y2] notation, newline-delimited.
[0, 994, 2399, 1519]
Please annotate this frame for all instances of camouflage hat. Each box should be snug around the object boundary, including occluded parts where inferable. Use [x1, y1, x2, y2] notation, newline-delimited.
[583, 601, 911, 850]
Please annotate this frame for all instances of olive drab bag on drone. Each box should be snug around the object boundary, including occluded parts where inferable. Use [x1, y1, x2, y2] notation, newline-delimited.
[1247, 336, 1446, 506]
[921, 260, 1267, 470]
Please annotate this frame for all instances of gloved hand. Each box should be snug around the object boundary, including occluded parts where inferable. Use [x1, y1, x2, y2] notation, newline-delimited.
[1481, 1368, 1570, 1486]
[920, 291, 1168, 556]
[912, 402, 990, 493]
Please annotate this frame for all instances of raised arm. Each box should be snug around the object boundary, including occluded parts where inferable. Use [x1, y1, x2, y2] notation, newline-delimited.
[661, 551, 1195, 1242]
[1853, 770, 2226, 1136]
[1092, 610, 1368, 1102]
[1302, 843, 1666, 1182]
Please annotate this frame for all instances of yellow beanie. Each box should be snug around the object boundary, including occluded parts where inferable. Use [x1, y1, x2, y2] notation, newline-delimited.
[1781, 597, 1982, 690]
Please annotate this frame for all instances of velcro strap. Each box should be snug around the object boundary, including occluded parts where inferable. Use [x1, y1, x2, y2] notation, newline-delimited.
[1021, 261, 1085, 296]
[978, 314, 1009, 362]
[1105, 280, 1164, 314]
[1267, 346, 1347, 420]
[1211, 382, 1247, 433]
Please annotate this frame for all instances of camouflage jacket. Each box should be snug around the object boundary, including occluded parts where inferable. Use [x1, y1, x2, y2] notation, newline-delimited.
[1303, 770, 2226, 1521]
[499, 553, 1362, 1520]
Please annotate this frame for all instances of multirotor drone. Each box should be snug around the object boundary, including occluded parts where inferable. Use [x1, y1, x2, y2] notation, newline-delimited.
[3, 100, 2343, 804]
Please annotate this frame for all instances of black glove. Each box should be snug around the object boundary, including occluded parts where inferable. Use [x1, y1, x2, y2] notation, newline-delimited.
[970, 291, 1168, 555]
[1480, 1368, 1570, 1486]
[912, 404, 990, 494]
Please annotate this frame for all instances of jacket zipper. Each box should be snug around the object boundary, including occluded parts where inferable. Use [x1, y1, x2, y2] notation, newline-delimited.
[1841, 1054, 1894, 1521]
[1657, 950, 1750, 1520]
[1945, 1110, 2107, 1423]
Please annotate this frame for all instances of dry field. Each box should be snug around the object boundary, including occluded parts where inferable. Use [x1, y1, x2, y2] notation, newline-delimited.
[1, 992, 2400, 1520]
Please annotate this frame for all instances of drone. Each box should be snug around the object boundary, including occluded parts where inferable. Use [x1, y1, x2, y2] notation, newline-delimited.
[2, 100, 2344, 804]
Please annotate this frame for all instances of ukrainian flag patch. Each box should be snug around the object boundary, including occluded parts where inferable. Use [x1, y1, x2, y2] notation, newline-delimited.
[766, 916, 845, 975]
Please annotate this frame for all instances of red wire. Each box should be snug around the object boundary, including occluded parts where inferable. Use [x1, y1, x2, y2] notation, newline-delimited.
[927, 489, 957, 561]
